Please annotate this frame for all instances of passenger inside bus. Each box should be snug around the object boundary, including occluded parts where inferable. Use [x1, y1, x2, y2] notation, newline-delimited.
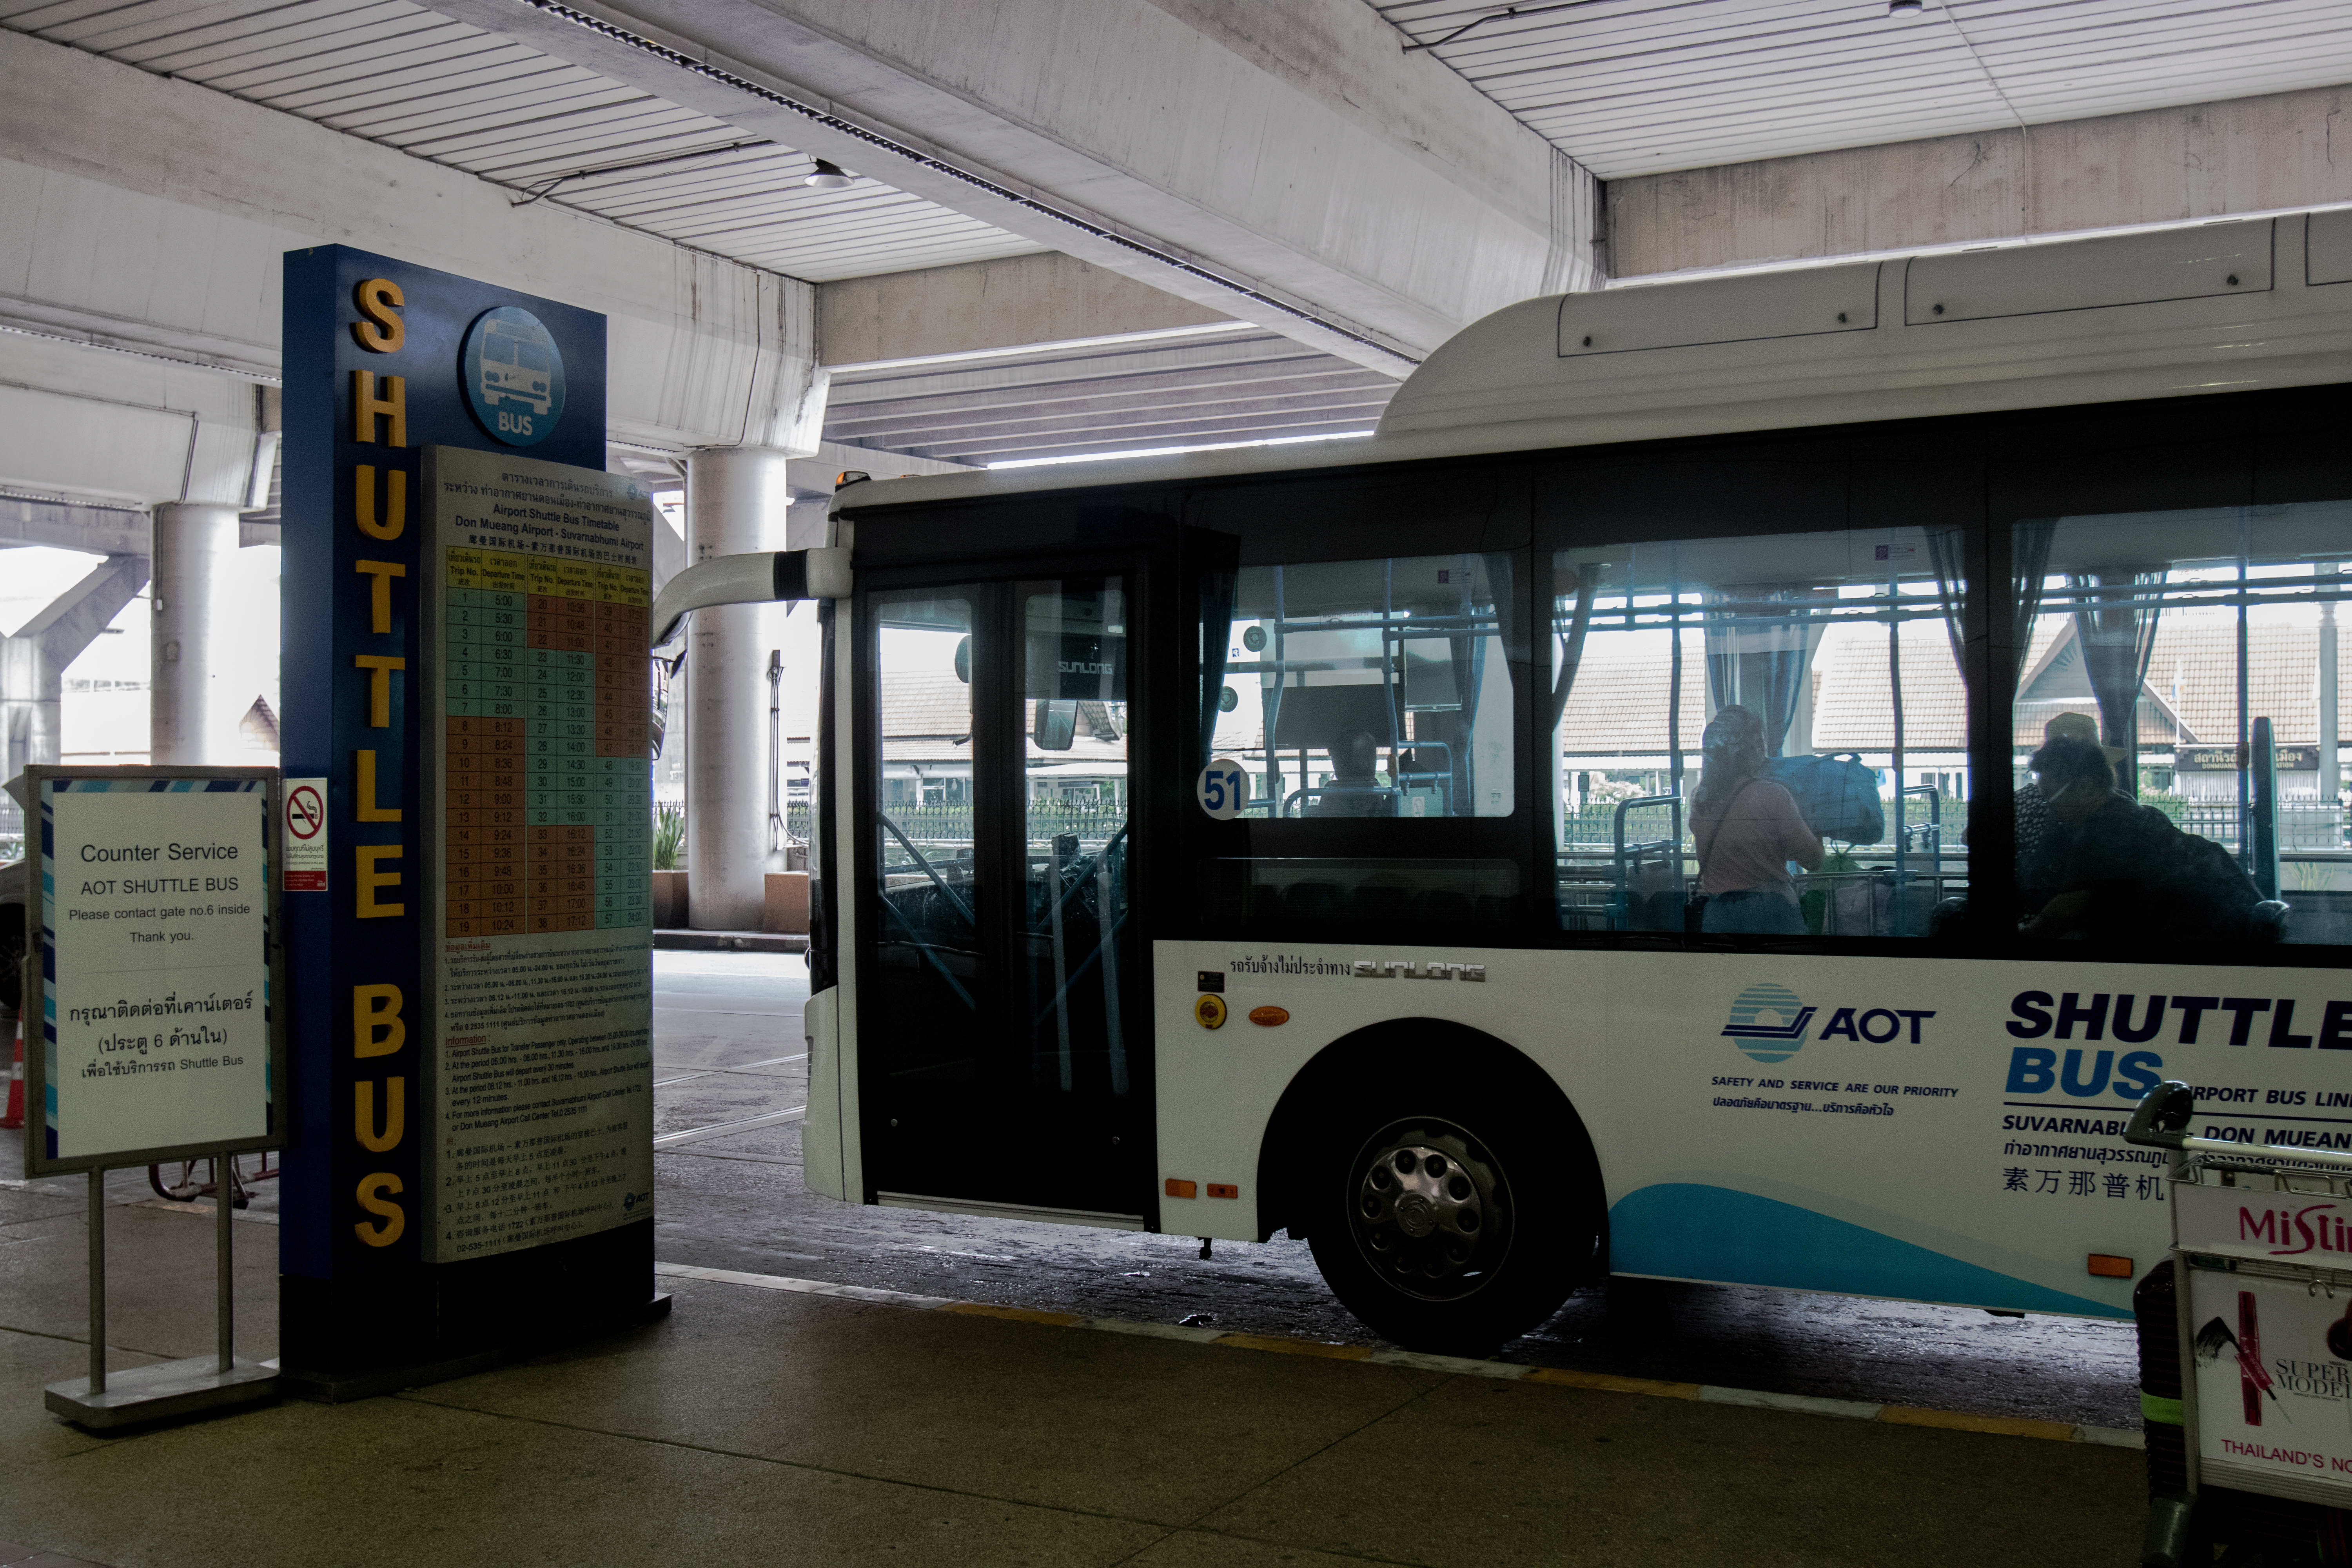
[2020, 734, 2261, 942]
[2013, 711, 2114, 917]
[1306, 730, 1392, 816]
[1691, 704, 1824, 934]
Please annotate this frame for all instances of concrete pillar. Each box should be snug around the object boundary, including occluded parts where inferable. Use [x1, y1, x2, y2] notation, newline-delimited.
[150, 502, 243, 764]
[2322, 560, 2340, 803]
[684, 447, 792, 930]
[0, 635, 59, 777]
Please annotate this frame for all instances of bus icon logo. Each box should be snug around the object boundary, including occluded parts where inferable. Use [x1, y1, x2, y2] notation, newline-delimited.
[461, 306, 564, 446]
[1721, 983, 1815, 1064]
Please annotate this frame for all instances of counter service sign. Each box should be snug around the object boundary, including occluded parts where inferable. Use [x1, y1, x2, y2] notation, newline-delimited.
[29, 772, 279, 1172]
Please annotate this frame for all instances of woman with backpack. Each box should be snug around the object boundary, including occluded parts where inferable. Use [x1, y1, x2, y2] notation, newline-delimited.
[1691, 704, 1824, 935]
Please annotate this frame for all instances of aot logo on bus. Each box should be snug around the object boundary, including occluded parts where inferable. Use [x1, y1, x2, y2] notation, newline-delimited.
[1720, 982, 1935, 1065]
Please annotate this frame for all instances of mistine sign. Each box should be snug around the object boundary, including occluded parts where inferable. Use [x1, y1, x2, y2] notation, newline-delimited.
[2176, 1178, 2352, 1261]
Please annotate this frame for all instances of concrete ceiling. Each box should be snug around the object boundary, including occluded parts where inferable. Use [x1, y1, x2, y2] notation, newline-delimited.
[8, 0, 2348, 479]
[0, 0, 1047, 281]
[823, 323, 1397, 469]
[1372, 0, 2352, 178]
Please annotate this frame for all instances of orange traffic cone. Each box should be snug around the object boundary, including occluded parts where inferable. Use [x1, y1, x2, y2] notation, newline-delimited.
[0, 1014, 22, 1131]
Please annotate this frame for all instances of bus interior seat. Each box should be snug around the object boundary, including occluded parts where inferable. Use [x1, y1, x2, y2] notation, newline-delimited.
[1354, 881, 1412, 924]
[2249, 899, 2290, 944]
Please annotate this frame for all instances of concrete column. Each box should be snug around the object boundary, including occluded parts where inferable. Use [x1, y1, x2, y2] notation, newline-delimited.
[684, 447, 792, 930]
[0, 635, 58, 776]
[2322, 560, 2340, 803]
[150, 502, 243, 765]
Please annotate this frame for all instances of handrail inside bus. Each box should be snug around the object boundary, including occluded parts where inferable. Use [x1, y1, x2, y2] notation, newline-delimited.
[1283, 785, 1403, 817]
[877, 895, 976, 1011]
[1609, 799, 1684, 931]
[1897, 783, 1942, 882]
[877, 810, 976, 927]
[1029, 910, 1130, 1033]
[1034, 823, 1128, 923]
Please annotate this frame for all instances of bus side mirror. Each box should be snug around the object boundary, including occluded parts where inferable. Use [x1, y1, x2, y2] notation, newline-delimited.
[1033, 700, 1077, 751]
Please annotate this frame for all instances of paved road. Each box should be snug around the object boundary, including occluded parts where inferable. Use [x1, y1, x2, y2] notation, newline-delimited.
[650, 951, 2141, 1432]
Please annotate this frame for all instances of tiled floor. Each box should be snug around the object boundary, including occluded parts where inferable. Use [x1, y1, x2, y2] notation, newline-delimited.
[0, 1258, 2145, 1567]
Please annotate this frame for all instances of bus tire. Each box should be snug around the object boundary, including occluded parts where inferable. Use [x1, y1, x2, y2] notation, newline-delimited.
[1304, 1091, 1584, 1356]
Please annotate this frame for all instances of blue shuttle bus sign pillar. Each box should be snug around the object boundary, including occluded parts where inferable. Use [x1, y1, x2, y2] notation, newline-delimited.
[278, 247, 661, 1392]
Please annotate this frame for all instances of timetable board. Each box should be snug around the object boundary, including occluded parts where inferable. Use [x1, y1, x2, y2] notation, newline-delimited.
[421, 445, 656, 1262]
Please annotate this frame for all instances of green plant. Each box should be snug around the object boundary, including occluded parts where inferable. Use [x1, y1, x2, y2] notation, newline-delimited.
[653, 805, 684, 870]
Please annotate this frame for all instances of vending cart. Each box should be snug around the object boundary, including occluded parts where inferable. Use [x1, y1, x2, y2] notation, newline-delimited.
[2129, 1082, 2352, 1567]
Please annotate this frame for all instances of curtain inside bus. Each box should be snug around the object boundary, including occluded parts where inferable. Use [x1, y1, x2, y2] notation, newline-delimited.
[2014, 501, 2349, 946]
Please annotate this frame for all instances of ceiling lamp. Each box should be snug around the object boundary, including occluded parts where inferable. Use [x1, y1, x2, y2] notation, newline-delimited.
[805, 158, 854, 190]
[1887, 0, 1924, 12]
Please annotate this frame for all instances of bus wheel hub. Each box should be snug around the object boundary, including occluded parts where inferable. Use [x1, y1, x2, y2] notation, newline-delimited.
[1350, 1125, 1504, 1296]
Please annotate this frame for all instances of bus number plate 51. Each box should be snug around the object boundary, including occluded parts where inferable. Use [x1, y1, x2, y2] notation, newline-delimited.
[1196, 760, 1250, 821]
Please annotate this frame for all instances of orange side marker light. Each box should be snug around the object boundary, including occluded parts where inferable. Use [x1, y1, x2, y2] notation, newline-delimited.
[1207, 1183, 1239, 1200]
[2088, 1254, 2134, 1279]
[1248, 1006, 1289, 1026]
[1165, 1178, 1198, 1199]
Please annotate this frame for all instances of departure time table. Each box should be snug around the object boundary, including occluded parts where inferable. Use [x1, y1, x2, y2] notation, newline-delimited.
[443, 549, 649, 935]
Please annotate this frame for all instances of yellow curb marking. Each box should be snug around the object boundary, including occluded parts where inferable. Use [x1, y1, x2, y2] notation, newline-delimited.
[671, 1261, 2127, 1447]
[936, 1302, 1087, 1327]
[1214, 1332, 1374, 1361]
[1522, 1366, 1701, 1399]
[1877, 1405, 2080, 1442]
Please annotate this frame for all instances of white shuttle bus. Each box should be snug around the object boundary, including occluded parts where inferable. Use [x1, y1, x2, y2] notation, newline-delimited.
[769, 212, 2352, 1353]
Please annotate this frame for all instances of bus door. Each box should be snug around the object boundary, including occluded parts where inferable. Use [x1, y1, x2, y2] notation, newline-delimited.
[860, 570, 1149, 1219]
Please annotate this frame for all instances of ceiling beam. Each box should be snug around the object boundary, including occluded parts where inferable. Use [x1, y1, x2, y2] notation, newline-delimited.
[1608, 82, 2352, 281]
[423, 0, 1601, 374]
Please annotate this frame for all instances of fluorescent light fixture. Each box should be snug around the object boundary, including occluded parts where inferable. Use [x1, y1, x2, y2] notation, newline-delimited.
[989, 430, 1375, 471]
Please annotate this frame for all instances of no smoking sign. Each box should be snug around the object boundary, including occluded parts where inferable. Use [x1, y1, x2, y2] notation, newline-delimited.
[284, 777, 328, 891]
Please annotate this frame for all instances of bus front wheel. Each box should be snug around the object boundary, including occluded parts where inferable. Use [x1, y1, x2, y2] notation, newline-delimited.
[1305, 1098, 1584, 1356]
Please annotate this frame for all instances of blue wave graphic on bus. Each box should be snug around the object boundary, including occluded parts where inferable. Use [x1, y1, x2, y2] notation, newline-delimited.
[1608, 1184, 2125, 1318]
[1722, 982, 1811, 1063]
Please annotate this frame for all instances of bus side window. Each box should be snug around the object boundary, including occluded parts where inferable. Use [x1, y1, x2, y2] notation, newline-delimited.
[2014, 501, 2349, 948]
[1204, 554, 1515, 821]
[1192, 552, 1525, 933]
[1550, 527, 1971, 939]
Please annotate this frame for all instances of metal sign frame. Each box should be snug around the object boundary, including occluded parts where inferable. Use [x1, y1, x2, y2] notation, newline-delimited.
[22, 765, 289, 1179]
